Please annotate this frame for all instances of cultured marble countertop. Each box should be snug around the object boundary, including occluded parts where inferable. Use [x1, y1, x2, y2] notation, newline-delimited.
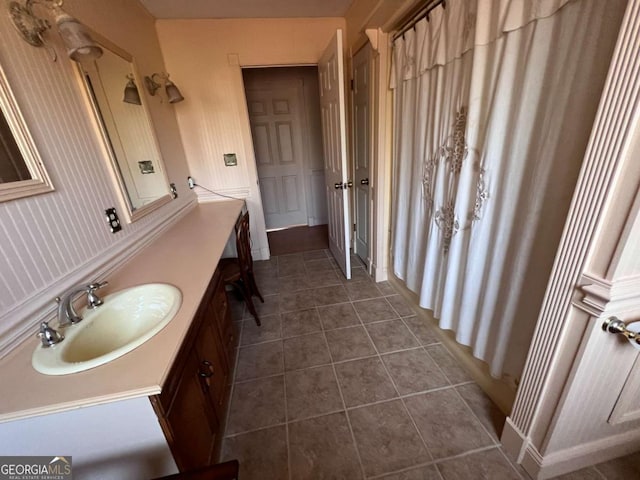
[0, 200, 244, 422]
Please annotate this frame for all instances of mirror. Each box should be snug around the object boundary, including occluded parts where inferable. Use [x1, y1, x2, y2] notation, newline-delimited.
[0, 61, 54, 202]
[76, 38, 171, 222]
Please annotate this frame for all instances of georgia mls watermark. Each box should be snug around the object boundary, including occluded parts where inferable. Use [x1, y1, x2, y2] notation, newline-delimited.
[0, 457, 72, 480]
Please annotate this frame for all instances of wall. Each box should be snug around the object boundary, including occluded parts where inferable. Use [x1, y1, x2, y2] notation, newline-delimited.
[0, 0, 193, 355]
[156, 18, 345, 259]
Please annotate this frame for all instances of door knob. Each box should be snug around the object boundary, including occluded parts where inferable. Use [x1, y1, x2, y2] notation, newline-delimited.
[335, 182, 343, 189]
[602, 317, 640, 350]
[347, 181, 353, 188]
[361, 178, 369, 185]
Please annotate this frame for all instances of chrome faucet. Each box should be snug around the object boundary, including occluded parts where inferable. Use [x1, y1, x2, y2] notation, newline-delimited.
[37, 321, 64, 348]
[56, 281, 109, 328]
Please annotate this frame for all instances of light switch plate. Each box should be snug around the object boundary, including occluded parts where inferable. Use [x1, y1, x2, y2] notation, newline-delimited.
[224, 153, 237, 166]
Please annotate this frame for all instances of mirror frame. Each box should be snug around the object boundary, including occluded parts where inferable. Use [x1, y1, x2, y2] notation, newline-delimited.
[0, 61, 54, 202]
[74, 33, 172, 223]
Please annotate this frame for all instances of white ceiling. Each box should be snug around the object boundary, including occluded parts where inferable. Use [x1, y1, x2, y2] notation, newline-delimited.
[138, 0, 354, 19]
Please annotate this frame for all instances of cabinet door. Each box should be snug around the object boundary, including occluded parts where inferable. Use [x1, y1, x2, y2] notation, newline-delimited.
[165, 351, 219, 471]
[196, 305, 229, 417]
[213, 286, 235, 361]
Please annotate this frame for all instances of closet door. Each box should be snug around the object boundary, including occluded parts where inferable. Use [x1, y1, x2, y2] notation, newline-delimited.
[352, 43, 372, 267]
[319, 29, 351, 279]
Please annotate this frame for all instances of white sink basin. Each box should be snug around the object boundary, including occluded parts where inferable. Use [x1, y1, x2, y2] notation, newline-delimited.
[32, 283, 182, 375]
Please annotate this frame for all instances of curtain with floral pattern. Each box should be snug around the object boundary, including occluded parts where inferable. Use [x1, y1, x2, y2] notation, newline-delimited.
[390, 0, 626, 378]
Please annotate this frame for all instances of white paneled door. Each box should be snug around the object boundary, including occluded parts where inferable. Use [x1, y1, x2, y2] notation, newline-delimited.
[319, 29, 351, 279]
[352, 44, 371, 267]
[246, 82, 308, 230]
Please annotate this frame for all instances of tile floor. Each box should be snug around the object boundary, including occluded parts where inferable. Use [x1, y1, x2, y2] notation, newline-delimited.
[220, 250, 640, 480]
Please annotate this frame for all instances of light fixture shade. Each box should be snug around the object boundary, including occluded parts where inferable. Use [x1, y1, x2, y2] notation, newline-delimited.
[123, 77, 142, 105]
[55, 11, 102, 62]
[165, 80, 184, 104]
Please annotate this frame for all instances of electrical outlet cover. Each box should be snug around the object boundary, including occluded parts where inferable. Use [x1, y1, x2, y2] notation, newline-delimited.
[105, 208, 122, 233]
[223, 153, 237, 166]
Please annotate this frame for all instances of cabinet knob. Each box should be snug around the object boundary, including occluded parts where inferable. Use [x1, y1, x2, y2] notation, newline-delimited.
[198, 360, 214, 378]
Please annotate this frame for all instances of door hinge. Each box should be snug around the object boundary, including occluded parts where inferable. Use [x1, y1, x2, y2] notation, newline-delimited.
[353, 223, 356, 231]
[350, 79, 354, 90]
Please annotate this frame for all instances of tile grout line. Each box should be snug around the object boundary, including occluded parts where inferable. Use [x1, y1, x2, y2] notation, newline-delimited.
[393, 304, 509, 474]
[238, 331, 440, 357]
[248, 257, 507, 478]
[495, 446, 528, 480]
[351, 290, 503, 475]
[233, 375, 468, 420]
[224, 422, 288, 439]
[450, 385, 500, 448]
[398, 314, 440, 349]
[287, 407, 348, 426]
[351, 299, 437, 473]
[280, 310, 293, 480]
[421, 344, 457, 389]
[242, 288, 412, 321]
[433, 462, 447, 480]
[320, 321, 368, 480]
[592, 464, 610, 480]
[366, 445, 503, 480]
[417, 335, 504, 447]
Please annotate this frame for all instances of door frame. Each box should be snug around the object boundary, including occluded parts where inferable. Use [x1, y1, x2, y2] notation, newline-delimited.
[502, 0, 640, 477]
[244, 73, 309, 231]
[241, 65, 326, 236]
[348, 28, 393, 282]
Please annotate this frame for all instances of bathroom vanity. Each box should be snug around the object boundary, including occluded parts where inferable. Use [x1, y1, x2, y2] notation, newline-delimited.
[150, 259, 235, 470]
[0, 199, 244, 478]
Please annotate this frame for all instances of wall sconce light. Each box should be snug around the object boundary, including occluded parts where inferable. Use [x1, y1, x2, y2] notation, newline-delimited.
[123, 74, 142, 105]
[8, 0, 103, 62]
[144, 73, 184, 104]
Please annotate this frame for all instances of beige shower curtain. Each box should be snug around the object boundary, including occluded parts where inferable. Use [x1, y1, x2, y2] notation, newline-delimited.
[390, 0, 626, 378]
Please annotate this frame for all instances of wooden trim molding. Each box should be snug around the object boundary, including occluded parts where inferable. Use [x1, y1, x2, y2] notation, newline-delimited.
[506, 0, 640, 461]
[575, 272, 640, 317]
[507, 425, 640, 479]
[0, 60, 54, 202]
[195, 187, 250, 202]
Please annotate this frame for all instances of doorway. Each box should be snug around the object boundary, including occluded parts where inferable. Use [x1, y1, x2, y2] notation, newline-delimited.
[242, 67, 327, 241]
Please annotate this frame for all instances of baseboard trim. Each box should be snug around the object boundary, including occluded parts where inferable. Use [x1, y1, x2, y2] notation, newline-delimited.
[531, 430, 640, 479]
[371, 262, 388, 282]
[501, 417, 528, 462]
[386, 273, 517, 415]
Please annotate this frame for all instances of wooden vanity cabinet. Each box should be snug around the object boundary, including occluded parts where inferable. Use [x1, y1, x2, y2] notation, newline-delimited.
[150, 267, 234, 472]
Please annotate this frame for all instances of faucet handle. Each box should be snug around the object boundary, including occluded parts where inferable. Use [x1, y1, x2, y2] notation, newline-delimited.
[36, 321, 64, 348]
[88, 281, 108, 290]
[87, 281, 108, 309]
